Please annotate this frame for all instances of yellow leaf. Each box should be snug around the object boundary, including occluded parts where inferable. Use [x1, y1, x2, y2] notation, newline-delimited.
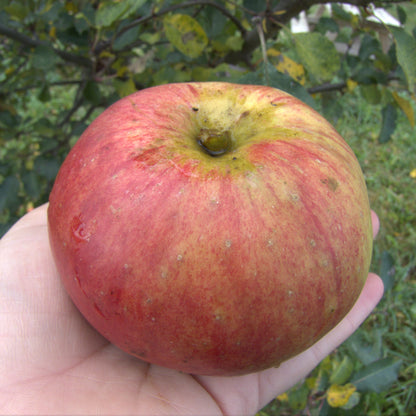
[410, 168, 416, 178]
[49, 26, 56, 39]
[65, 1, 78, 13]
[277, 392, 289, 402]
[114, 77, 136, 98]
[262, 18, 267, 34]
[99, 51, 115, 59]
[347, 79, 358, 92]
[392, 91, 415, 128]
[267, 49, 305, 85]
[306, 377, 317, 389]
[5, 66, 15, 76]
[327, 384, 356, 408]
[163, 14, 208, 58]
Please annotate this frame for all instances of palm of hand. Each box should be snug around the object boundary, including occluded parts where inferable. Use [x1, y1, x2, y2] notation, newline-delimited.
[0, 205, 383, 415]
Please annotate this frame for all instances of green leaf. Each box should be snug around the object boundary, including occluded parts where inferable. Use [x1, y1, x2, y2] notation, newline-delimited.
[163, 14, 208, 58]
[38, 84, 51, 102]
[287, 383, 309, 411]
[22, 171, 42, 200]
[5, 2, 29, 20]
[359, 34, 381, 61]
[351, 358, 402, 393]
[316, 17, 339, 35]
[346, 330, 383, 365]
[341, 391, 361, 410]
[360, 84, 381, 105]
[390, 27, 416, 94]
[396, 6, 407, 25]
[83, 81, 102, 106]
[330, 355, 354, 385]
[378, 104, 397, 143]
[32, 45, 59, 70]
[352, 66, 388, 85]
[0, 175, 20, 212]
[294, 32, 340, 81]
[34, 157, 60, 181]
[379, 250, 395, 291]
[95, 0, 145, 28]
[113, 77, 136, 98]
[113, 25, 140, 51]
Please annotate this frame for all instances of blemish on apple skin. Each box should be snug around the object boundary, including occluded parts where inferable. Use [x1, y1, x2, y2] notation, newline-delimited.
[225, 240, 232, 248]
[71, 217, 91, 242]
[290, 193, 300, 202]
[321, 177, 339, 192]
[74, 272, 81, 287]
[94, 303, 106, 318]
[177, 254, 183, 261]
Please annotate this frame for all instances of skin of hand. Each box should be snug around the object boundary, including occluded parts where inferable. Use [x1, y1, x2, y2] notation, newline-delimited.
[0, 204, 383, 416]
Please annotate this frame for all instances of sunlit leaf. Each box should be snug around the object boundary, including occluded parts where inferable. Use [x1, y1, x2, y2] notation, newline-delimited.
[392, 91, 415, 127]
[95, 0, 145, 28]
[391, 27, 416, 94]
[163, 14, 208, 58]
[327, 383, 356, 408]
[268, 49, 306, 85]
[294, 32, 340, 81]
[113, 77, 136, 98]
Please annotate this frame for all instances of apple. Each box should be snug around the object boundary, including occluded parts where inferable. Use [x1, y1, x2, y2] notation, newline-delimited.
[47, 82, 373, 376]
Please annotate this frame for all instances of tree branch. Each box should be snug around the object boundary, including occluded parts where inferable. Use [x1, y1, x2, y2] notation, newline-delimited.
[0, 23, 92, 68]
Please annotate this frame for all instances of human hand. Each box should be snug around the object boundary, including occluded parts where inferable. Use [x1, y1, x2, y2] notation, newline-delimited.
[0, 205, 383, 415]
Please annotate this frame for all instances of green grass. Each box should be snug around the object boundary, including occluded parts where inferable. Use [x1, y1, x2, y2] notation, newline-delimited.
[260, 90, 416, 416]
[337, 91, 416, 415]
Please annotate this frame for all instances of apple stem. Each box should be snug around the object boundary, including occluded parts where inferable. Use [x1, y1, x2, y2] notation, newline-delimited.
[197, 129, 233, 157]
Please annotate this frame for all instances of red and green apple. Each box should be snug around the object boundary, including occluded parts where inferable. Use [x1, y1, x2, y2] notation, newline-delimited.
[47, 82, 373, 376]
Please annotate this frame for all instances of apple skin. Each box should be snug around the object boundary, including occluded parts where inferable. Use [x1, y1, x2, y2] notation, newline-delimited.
[48, 82, 373, 376]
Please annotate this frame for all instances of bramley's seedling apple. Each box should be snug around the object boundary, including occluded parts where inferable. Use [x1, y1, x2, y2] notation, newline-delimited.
[48, 82, 373, 376]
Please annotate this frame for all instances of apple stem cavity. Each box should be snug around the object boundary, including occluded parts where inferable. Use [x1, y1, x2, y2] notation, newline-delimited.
[197, 129, 233, 157]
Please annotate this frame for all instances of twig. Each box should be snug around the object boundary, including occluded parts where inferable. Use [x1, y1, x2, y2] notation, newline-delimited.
[0, 23, 91, 68]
